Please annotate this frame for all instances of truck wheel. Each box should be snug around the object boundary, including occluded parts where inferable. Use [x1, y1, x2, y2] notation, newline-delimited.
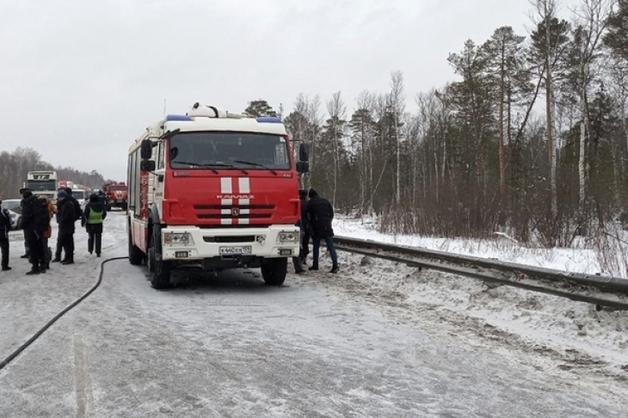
[147, 229, 171, 289]
[121, 202, 128, 211]
[261, 258, 287, 286]
[128, 229, 144, 265]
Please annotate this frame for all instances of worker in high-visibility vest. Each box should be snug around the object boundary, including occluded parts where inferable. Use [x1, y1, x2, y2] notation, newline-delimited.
[81, 193, 107, 257]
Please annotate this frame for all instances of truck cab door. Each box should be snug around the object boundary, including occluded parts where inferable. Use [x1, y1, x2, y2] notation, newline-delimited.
[152, 141, 167, 219]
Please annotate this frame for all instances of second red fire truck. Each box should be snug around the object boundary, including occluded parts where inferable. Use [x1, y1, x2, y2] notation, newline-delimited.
[102, 181, 128, 210]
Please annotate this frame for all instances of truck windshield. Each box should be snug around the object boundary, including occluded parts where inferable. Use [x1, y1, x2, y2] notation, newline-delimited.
[169, 132, 290, 171]
[26, 180, 57, 191]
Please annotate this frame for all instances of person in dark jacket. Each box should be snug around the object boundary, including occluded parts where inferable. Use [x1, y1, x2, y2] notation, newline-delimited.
[82, 193, 107, 257]
[64, 187, 82, 219]
[0, 195, 12, 271]
[55, 190, 76, 265]
[20, 189, 46, 274]
[306, 189, 339, 273]
[53, 188, 79, 262]
[96, 190, 107, 206]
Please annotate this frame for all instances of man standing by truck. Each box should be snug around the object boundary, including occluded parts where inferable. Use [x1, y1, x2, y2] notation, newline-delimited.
[306, 188, 339, 273]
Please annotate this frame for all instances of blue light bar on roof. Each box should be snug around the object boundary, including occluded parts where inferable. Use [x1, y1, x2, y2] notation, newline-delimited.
[165, 114, 193, 121]
[256, 116, 282, 123]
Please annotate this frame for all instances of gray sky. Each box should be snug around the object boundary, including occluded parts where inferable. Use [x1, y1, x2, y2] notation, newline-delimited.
[0, 0, 579, 180]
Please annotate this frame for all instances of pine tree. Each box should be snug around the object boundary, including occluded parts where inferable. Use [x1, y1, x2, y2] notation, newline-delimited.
[244, 100, 278, 117]
[529, 1, 571, 242]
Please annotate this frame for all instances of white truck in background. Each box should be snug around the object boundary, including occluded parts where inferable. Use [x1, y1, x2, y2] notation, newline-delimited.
[25, 170, 59, 201]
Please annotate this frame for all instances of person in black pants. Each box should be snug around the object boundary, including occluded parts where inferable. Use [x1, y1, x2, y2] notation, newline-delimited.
[55, 190, 76, 265]
[306, 189, 339, 273]
[0, 196, 11, 271]
[20, 189, 46, 274]
[82, 193, 107, 257]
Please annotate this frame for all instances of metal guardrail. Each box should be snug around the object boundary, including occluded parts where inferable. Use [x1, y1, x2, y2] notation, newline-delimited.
[333, 236, 628, 310]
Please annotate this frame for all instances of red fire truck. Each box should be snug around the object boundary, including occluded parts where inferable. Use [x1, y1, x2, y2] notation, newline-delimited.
[126, 103, 310, 289]
[102, 181, 128, 210]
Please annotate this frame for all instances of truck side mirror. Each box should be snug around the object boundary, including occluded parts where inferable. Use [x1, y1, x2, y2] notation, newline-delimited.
[140, 139, 153, 159]
[299, 143, 309, 162]
[296, 161, 309, 174]
[140, 160, 156, 172]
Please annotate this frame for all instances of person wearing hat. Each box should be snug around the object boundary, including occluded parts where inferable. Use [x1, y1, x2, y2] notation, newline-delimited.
[54, 190, 77, 265]
[20, 188, 46, 274]
[64, 187, 82, 221]
[81, 193, 107, 257]
[306, 188, 339, 273]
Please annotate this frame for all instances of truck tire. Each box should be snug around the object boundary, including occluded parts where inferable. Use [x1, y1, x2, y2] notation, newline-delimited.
[261, 258, 287, 286]
[121, 202, 128, 211]
[128, 229, 144, 266]
[147, 228, 171, 289]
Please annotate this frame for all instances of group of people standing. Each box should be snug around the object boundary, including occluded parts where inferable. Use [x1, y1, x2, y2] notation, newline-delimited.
[0, 187, 107, 275]
[293, 188, 339, 274]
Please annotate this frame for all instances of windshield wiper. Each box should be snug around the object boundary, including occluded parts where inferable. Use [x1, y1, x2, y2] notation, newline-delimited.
[173, 161, 219, 174]
[207, 163, 249, 175]
[173, 161, 248, 175]
[233, 160, 277, 175]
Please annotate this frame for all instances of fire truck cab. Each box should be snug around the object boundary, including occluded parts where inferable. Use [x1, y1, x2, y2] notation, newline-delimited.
[127, 102, 310, 289]
[102, 181, 128, 211]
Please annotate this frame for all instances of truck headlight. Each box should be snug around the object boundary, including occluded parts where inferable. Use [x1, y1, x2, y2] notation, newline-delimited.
[163, 232, 194, 245]
[277, 231, 298, 244]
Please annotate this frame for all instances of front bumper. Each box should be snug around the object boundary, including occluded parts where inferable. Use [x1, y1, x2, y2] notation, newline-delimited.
[160, 225, 300, 261]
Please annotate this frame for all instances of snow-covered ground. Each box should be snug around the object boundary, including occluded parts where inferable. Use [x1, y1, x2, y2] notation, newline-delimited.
[0, 212, 626, 417]
[333, 216, 617, 276]
[329, 217, 628, 375]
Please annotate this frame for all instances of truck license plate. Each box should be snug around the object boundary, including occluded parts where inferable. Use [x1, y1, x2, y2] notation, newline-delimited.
[175, 251, 189, 258]
[219, 246, 252, 255]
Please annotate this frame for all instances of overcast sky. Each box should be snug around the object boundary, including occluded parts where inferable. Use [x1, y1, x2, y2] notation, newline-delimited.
[0, 0, 579, 180]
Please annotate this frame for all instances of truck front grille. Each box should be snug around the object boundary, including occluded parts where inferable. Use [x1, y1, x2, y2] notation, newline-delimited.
[193, 204, 275, 221]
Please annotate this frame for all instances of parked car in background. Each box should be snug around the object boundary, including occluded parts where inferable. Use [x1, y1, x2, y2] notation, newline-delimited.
[1, 198, 22, 230]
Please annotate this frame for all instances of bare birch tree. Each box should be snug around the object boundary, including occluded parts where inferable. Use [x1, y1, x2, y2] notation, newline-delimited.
[389, 71, 406, 205]
[326, 91, 346, 207]
[569, 0, 616, 221]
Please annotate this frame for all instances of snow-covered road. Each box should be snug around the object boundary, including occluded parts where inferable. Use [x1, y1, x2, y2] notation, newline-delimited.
[0, 212, 626, 417]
